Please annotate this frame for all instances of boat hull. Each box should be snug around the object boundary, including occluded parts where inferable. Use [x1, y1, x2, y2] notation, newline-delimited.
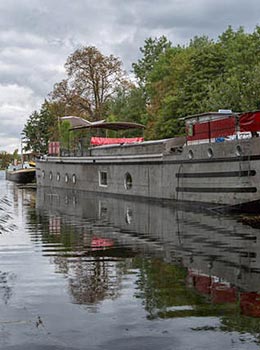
[36, 137, 260, 211]
[6, 168, 36, 183]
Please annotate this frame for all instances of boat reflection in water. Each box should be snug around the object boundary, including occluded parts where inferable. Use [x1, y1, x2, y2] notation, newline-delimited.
[36, 188, 260, 324]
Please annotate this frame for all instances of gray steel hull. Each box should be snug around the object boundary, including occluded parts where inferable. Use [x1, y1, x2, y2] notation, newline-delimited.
[36, 137, 260, 211]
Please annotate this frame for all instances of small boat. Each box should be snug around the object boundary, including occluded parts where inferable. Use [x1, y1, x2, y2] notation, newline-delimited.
[6, 161, 36, 183]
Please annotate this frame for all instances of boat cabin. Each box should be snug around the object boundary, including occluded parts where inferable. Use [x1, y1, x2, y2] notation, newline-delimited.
[185, 110, 260, 145]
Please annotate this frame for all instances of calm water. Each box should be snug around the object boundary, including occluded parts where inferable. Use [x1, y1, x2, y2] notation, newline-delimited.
[1, 170, 260, 349]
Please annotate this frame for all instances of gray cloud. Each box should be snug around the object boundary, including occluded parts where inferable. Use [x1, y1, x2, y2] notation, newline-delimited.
[1, 0, 260, 152]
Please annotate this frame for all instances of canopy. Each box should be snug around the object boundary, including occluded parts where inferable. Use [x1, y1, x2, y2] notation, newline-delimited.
[60, 116, 92, 128]
[71, 121, 145, 131]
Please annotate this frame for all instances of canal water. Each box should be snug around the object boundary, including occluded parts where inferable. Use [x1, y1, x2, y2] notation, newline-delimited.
[1, 170, 260, 349]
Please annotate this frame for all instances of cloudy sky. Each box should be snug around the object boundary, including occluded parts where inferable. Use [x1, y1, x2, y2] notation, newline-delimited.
[1, 0, 260, 152]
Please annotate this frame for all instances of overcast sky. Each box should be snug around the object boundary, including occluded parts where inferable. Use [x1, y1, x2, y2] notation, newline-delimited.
[1, 0, 260, 152]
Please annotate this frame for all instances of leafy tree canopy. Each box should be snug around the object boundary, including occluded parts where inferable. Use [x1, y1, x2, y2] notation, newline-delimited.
[50, 46, 126, 121]
[23, 27, 260, 148]
[22, 101, 58, 154]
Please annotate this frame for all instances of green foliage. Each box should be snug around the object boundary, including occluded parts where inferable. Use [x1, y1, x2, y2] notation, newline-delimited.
[12, 149, 19, 160]
[132, 36, 172, 87]
[22, 101, 58, 154]
[131, 26, 260, 139]
[0, 152, 12, 169]
[107, 85, 147, 137]
[23, 26, 260, 145]
[59, 120, 79, 152]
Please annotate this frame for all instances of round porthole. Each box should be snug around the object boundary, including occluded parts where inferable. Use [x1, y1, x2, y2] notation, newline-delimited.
[56, 172, 60, 182]
[42, 170, 45, 178]
[49, 171, 53, 180]
[188, 150, 194, 159]
[124, 172, 132, 190]
[236, 145, 242, 156]
[65, 173, 69, 183]
[207, 148, 213, 158]
[72, 174, 76, 184]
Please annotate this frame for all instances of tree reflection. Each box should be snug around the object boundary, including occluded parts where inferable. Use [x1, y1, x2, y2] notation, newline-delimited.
[36, 214, 128, 306]
[0, 271, 16, 305]
[67, 256, 120, 305]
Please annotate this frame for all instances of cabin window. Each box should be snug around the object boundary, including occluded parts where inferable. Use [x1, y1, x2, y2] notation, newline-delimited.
[124, 172, 133, 190]
[49, 171, 53, 180]
[188, 150, 194, 159]
[99, 171, 108, 187]
[56, 172, 60, 181]
[65, 173, 69, 183]
[72, 174, 76, 184]
[207, 148, 213, 158]
[188, 124, 194, 136]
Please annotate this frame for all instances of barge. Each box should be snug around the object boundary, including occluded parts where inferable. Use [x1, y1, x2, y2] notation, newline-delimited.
[36, 110, 260, 211]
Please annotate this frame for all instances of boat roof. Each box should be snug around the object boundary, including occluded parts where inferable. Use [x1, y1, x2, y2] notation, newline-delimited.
[60, 116, 92, 127]
[184, 110, 260, 121]
[71, 121, 145, 131]
[184, 111, 237, 120]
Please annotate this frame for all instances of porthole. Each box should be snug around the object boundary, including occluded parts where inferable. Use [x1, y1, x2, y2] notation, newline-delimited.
[49, 171, 53, 180]
[65, 173, 69, 183]
[236, 145, 242, 156]
[124, 172, 132, 190]
[188, 150, 194, 159]
[42, 170, 45, 178]
[56, 172, 60, 182]
[207, 148, 213, 158]
[72, 174, 76, 184]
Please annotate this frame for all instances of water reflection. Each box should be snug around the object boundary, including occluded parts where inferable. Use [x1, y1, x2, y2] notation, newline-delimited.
[2, 170, 260, 349]
[35, 188, 260, 321]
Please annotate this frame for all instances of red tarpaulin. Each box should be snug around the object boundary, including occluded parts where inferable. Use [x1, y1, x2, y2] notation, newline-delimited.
[90, 137, 144, 146]
[239, 111, 260, 132]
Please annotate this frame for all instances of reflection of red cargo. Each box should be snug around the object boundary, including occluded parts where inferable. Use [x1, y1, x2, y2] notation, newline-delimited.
[49, 216, 61, 235]
[211, 282, 237, 304]
[91, 237, 114, 249]
[187, 270, 212, 295]
[194, 275, 212, 295]
[240, 292, 260, 317]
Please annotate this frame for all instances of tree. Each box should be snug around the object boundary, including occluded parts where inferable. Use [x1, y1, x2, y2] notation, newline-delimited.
[136, 27, 260, 139]
[0, 152, 12, 169]
[108, 84, 147, 122]
[50, 46, 126, 121]
[132, 36, 172, 87]
[22, 101, 58, 154]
